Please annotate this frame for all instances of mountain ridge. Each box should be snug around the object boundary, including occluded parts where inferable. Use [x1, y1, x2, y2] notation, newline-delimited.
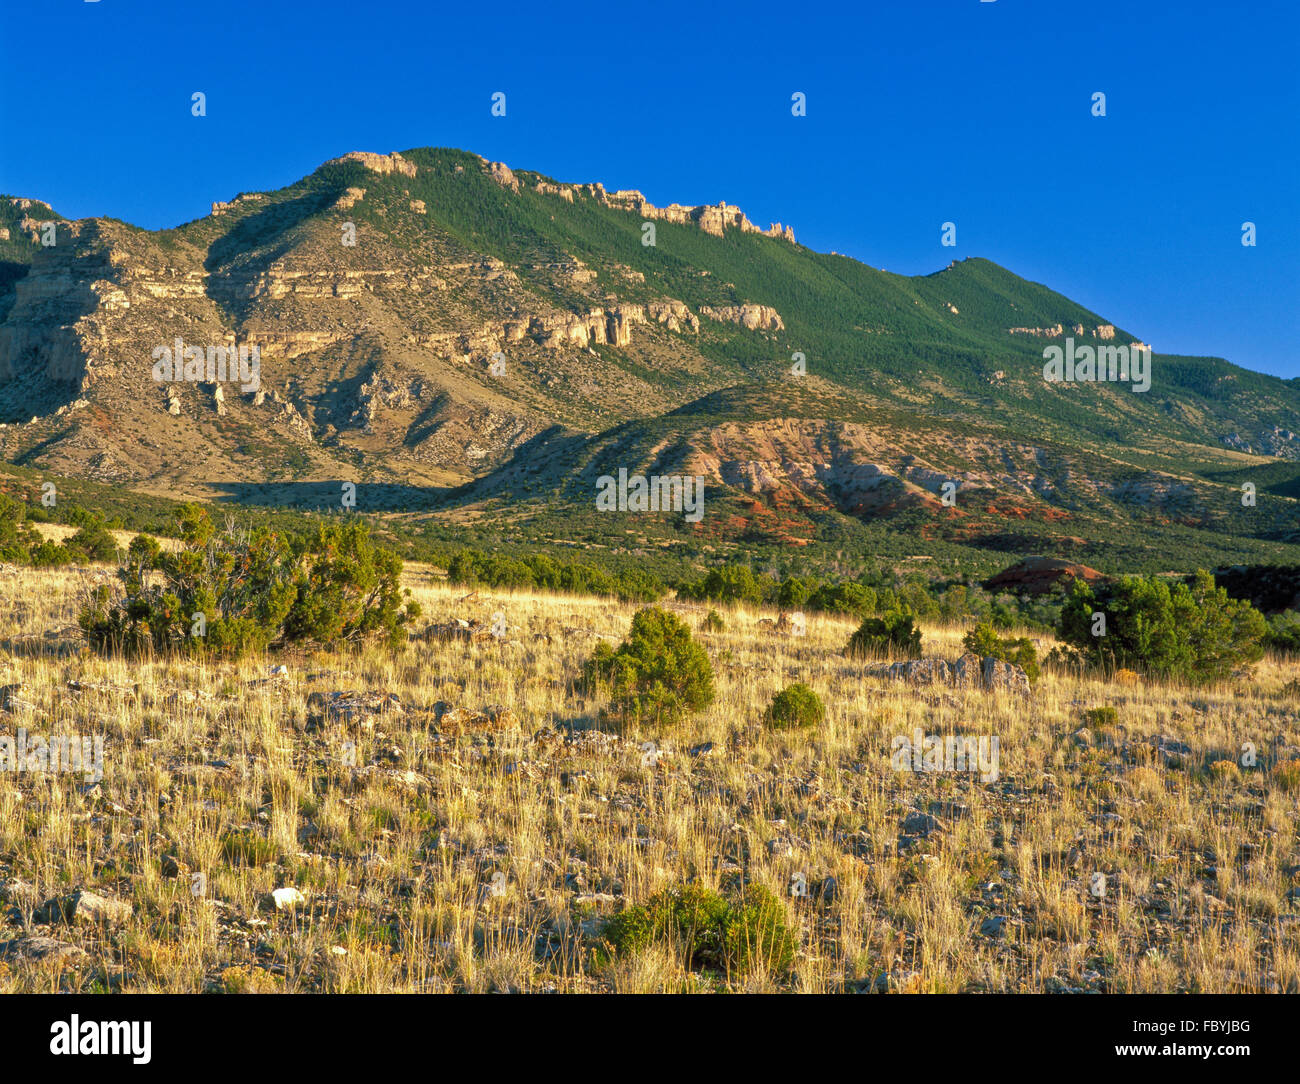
[0, 146, 1296, 571]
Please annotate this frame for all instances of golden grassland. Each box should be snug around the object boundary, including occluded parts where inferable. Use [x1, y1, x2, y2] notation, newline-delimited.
[0, 562, 1297, 994]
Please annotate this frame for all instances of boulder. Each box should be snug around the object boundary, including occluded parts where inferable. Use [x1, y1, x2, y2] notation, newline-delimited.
[35, 888, 133, 927]
[421, 618, 496, 644]
[982, 657, 1031, 695]
[0, 936, 88, 964]
[872, 655, 1030, 694]
[951, 653, 983, 689]
[433, 703, 519, 735]
[882, 658, 952, 685]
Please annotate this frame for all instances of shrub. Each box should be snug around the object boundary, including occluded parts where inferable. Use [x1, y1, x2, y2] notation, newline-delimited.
[1044, 644, 1086, 674]
[282, 520, 420, 650]
[220, 828, 279, 867]
[66, 516, 119, 563]
[1273, 758, 1300, 792]
[1057, 571, 1267, 684]
[806, 581, 876, 617]
[79, 508, 418, 658]
[962, 622, 1040, 683]
[722, 885, 799, 975]
[702, 609, 725, 633]
[1208, 760, 1241, 783]
[581, 607, 715, 726]
[0, 494, 44, 563]
[763, 683, 824, 729]
[603, 882, 796, 977]
[1082, 706, 1118, 728]
[1265, 611, 1300, 655]
[845, 610, 922, 659]
[776, 577, 812, 608]
[679, 565, 766, 605]
[27, 539, 73, 568]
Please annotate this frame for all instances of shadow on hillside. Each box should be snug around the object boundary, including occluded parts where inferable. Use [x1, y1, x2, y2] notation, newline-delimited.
[207, 481, 449, 512]
[207, 425, 598, 513]
[203, 186, 350, 322]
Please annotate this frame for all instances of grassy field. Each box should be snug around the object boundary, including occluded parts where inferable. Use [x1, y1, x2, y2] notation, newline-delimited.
[0, 562, 1297, 993]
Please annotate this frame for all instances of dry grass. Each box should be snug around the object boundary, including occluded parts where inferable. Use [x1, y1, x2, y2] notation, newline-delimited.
[0, 563, 1297, 993]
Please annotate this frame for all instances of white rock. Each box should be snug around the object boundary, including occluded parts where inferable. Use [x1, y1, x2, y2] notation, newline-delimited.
[271, 887, 305, 911]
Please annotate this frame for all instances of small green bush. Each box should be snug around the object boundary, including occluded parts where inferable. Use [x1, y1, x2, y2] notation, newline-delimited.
[764, 683, 824, 729]
[603, 882, 796, 977]
[220, 828, 279, 867]
[582, 607, 715, 726]
[845, 609, 922, 659]
[963, 622, 1040, 683]
[1083, 705, 1118, 728]
[702, 609, 725, 633]
[724, 885, 799, 975]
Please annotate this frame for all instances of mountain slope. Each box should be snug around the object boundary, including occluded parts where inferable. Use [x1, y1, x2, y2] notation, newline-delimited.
[0, 149, 1296, 570]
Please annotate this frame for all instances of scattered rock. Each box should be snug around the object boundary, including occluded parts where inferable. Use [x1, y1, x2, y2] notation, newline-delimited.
[433, 703, 519, 734]
[307, 690, 404, 722]
[1, 878, 39, 909]
[865, 970, 922, 993]
[900, 811, 945, 838]
[420, 619, 497, 644]
[269, 887, 305, 911]
[871, 654, 1030, 694]
[35, 888, 133, 927]
[0, 682, 31, 713]
[0, 936, 88, 964]
[815, 876, 839, 905]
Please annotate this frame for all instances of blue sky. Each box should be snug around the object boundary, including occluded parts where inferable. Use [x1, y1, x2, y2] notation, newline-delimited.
[2, 0, 1296, 376]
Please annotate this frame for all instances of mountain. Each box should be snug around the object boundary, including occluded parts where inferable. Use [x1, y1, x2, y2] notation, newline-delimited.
[0, 147, 1297, 573]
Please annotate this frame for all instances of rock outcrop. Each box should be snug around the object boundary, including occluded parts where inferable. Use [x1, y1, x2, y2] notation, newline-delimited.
[500, 300, 701, 350]
[646, 300, 699, 333]
[483, 162, 796, 243]
[335, 187, 366, 211]
[326, 150, 418, 178]
[1008, 323, 1118, 339]
[871, 653, 1031, 695]
[984, 556, 1106, 595]
[210, 193, 267, 217]
[699, 304, 784, 332]
[485, 160, 519, 192]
